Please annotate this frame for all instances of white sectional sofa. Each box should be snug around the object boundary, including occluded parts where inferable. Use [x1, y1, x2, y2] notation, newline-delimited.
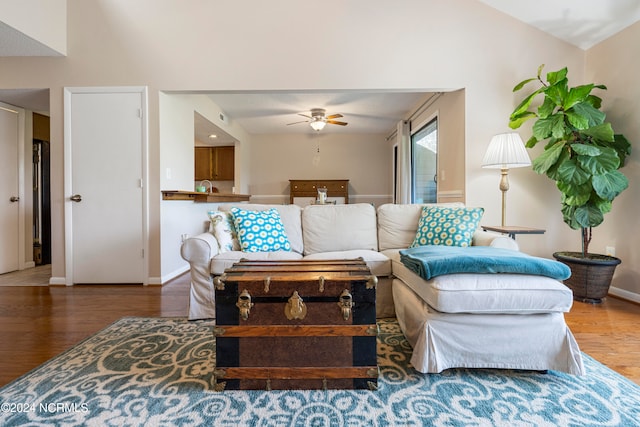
[180, 202, 585, 375]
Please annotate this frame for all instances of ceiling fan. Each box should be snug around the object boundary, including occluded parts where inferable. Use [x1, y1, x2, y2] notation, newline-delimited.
[287, 108, 348, 131]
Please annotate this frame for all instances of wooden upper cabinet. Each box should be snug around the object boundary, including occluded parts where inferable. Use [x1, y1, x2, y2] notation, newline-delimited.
[214, 146, 234, 181]
[195, 146, 235, 181]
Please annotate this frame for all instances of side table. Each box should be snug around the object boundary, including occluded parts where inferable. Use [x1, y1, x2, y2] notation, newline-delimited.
[481, 225, 546, 240]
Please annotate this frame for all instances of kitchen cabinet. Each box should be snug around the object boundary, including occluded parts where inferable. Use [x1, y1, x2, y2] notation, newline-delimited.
[195, 146, 234, 181]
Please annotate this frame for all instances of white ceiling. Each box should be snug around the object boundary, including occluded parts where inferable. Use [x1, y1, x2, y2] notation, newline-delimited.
[479, 0, 640, 50]
[203, 91, 433, 138]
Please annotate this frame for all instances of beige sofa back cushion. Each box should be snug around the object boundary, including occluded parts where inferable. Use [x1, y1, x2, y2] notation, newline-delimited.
[302, 203, 378, 255]
[377, 203, 465, 251]
[219, 203, 304, 254]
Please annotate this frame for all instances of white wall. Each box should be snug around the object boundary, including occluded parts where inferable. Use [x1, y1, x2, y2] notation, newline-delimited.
[0, 0, 597, 287]
[248, 132, 392, 206]
[585, 21, 640, 300]
[0, 0, 67, 55]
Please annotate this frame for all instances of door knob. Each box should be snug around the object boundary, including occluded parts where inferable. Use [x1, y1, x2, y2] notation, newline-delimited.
[70, 194, 82, 202]
[10, 196, 19, 202]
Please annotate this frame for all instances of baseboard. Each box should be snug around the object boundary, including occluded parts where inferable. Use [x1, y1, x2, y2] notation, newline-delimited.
[21, 261, 36, 270]
[49, 277, 69, 286]
[609, 286, 640, 304]
[148, 264, 190, 286]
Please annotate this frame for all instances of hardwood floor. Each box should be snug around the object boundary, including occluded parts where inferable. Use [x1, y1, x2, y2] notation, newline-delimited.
[0, 268, 638, 387]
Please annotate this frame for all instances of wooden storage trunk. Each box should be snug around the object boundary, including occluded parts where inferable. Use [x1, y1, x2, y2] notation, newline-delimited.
[213, 259, 378, 390]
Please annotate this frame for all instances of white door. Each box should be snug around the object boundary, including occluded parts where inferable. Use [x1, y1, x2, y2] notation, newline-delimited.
[64, 87, 147, 284]
[0, 104, 20, 274]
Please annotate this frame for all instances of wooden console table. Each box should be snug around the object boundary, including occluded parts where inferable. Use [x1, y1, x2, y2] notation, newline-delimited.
[289, 180, 349, 204]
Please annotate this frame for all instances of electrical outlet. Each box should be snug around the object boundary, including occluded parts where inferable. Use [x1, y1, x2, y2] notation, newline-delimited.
[605, 246, 616, 257]
[181, 233, 189, 243]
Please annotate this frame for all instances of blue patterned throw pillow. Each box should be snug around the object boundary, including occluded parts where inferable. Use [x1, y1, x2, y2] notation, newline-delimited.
[230, 207, 291, 252]
[411, 206, 484, 247]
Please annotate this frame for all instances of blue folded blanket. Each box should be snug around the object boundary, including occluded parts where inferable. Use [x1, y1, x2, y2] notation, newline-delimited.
[399, 245, 571, 281]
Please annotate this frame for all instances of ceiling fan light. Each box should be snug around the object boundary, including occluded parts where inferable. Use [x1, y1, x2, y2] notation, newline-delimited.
[309, 120, 326, 131]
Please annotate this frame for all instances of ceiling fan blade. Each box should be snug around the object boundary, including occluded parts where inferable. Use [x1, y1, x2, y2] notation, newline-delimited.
[325, 114, 343, 120]
[286, 120, 309, 126]
[298, 113, 313, 119]
[327, 120, 348, 126]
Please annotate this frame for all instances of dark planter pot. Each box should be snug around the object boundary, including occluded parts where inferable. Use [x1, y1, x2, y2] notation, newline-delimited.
[553, 252, 621, 304]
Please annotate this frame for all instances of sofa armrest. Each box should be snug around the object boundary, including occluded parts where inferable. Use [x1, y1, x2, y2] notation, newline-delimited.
[181, 232, 219, 320]
[472, 230, 519, 251]
[181, 232, 219, 263]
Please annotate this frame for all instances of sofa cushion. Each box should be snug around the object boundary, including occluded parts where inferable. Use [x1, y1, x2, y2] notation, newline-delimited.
[220, 204, 303, 254]
[385, 249, 573, 314]
[411, 206, 484, 248]
[302, 204, 378, 255]
[210, 250, 303, 275]
[377, 203, 464, 251]
[208, 210, 240, 253]
[303, 249, 391, 277]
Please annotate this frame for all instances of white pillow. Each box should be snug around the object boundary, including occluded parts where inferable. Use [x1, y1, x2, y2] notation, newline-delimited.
[208, 211, 240, 253]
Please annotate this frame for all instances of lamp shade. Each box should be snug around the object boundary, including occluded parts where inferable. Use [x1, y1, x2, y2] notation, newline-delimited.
[482, 132, 531, 169]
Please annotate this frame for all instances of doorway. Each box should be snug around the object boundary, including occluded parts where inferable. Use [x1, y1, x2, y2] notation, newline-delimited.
[33, 113, 51, 266]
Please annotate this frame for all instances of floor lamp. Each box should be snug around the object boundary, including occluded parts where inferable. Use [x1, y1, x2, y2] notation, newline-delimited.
[481, 132, 531, 226]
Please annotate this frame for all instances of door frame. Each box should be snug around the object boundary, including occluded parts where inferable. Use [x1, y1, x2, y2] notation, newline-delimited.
[63, 86, 149, 286]
[0, 102, 28, 272]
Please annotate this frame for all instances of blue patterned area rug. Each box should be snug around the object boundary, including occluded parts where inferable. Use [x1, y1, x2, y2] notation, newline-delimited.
[1, 317, 639, 427]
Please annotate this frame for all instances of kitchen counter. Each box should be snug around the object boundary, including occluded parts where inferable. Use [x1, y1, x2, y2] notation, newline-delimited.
[161, 190, 250, 203]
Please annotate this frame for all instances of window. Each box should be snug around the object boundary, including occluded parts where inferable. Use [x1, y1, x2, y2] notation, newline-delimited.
[411, 118, 438, 203]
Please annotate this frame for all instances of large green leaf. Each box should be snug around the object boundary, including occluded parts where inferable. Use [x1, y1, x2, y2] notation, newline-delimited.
[557, 158, 590, 185]
[581, 123, 614, 142]
[563, 84, 594, 110]
[510, 88, 544, 119]
[537, 96, 557, 119]
[612, 134, 632, 165]
[570, 102, 606, 127]
[574, 204, 604, 228]
[532, 140, 565, 175]
[571, 143, 601, 156]
[558, 181, 592, 206]
[532, 114, 567, 140]
[546, 67, 568, 85]
[509, 112, 537, 129]
[546, 79, 569, 105]
[545, 146, 570, 180]
[577, 146, 620, 174]
[586, 94, 603, 109]
[561, 204, 582, 229]
[594, 197, 612, 215]
[513, 77, 537, 92]
[592, 170, 629, 200]
[565, 110, 589, 130]
[525, 135, 539, 149]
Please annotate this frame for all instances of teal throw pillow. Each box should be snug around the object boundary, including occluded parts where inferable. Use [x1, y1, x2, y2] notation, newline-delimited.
[411, 206, 484, 247]
[231, 207, 291, 252]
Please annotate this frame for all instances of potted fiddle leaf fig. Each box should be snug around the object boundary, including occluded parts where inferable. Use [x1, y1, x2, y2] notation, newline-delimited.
[509, 64, 631, 303]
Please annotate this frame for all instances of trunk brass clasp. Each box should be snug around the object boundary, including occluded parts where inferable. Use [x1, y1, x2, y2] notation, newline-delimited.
[338, 289, 354, 320]
[285, 291, 307, 320]
[236, 289, 254, 321]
